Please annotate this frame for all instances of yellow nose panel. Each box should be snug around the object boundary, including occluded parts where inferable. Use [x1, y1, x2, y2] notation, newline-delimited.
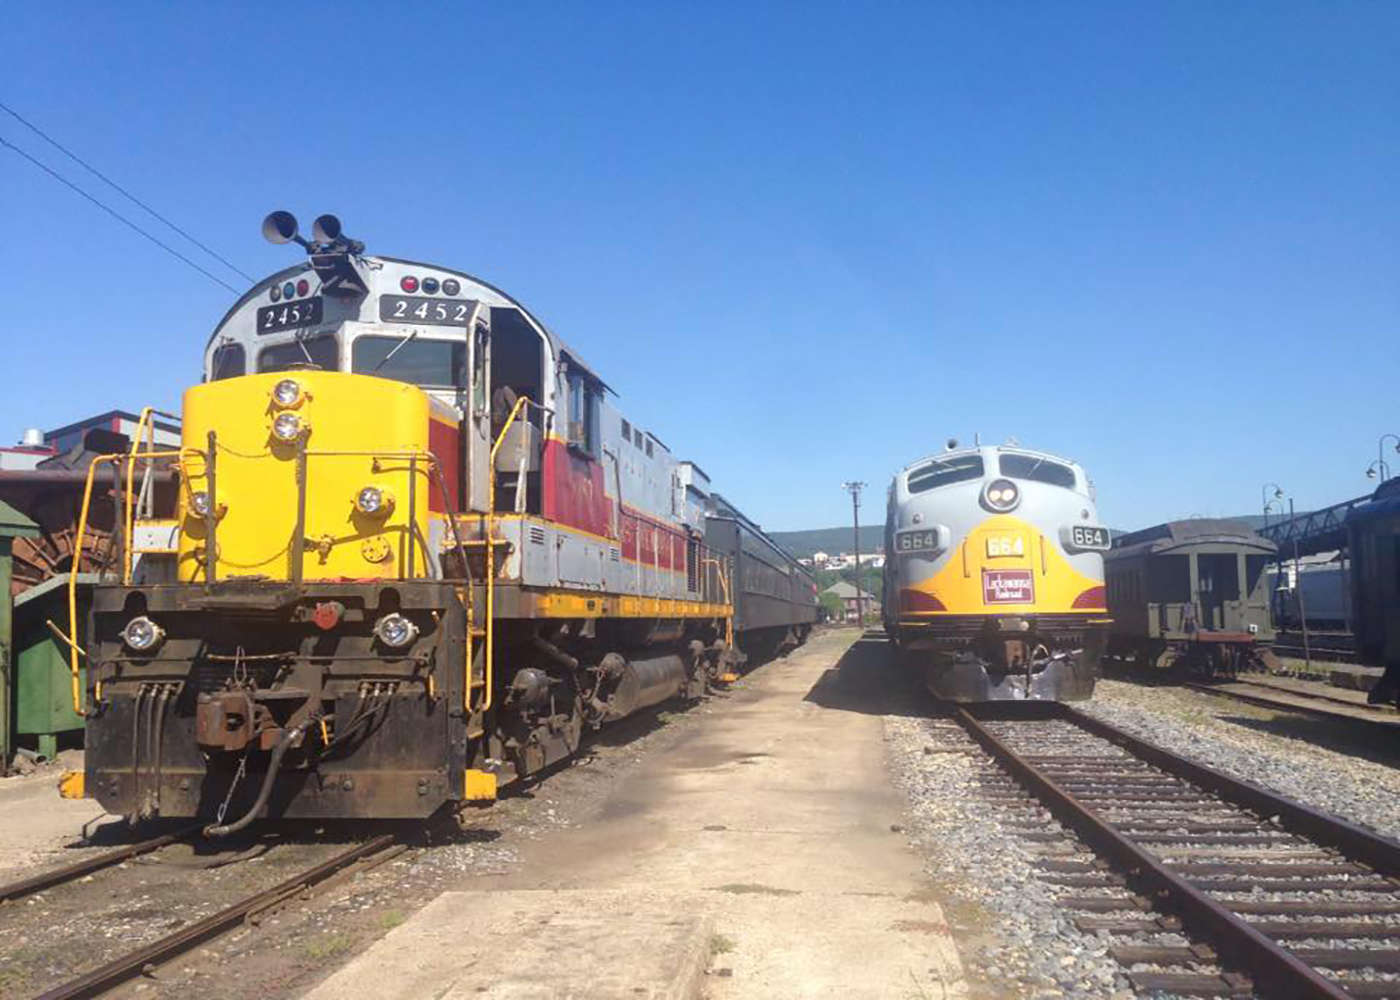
[178, 371, 433, 582]
[903, 514, 1104, 615]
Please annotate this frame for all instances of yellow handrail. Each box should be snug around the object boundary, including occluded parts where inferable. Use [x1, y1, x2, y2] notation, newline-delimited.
[69, 446, 190, 715]
[701, 556, 734, 647]
[68, 454, 119, 715]
[475, 394, 534, 714]
[123, 407, 181, 584]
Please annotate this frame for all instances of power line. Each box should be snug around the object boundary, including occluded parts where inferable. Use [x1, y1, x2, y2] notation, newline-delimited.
[0, 135, 241, 294]
[0, 100, 255, 284]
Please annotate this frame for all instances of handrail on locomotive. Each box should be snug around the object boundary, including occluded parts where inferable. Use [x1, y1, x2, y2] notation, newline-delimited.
[64, 392, 735, 719]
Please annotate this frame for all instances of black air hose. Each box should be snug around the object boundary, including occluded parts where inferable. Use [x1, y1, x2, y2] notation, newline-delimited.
[203, 721, 308, 838]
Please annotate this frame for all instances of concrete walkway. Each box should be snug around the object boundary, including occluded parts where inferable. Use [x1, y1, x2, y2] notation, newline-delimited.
[307, 630, 967, 999]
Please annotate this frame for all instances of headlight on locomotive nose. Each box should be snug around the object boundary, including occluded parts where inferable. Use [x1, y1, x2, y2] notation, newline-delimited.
[122, 616, 165, 652]
[983, 478, 1020, 512]
[272, 378, 304, 408]
[355, 486, 395, 517]
[272, 412, 306, 442]
[189, 491, 212, 517]
[373, 613, 418, 648]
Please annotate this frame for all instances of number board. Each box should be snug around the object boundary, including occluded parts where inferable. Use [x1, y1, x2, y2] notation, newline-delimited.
[1069, 525, 1111, 551]
[256, 297, 323, 334]
[378, 295, 474, 326]
[896, 530, 939, 553]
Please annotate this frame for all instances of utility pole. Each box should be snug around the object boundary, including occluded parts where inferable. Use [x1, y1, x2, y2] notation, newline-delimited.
[842, 481, 866, 628]
[1289, 496, 1312, 671]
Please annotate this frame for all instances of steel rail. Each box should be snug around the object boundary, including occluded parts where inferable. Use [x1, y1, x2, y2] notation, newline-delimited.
[0, 826, 199, 904]
[1060, 704, 1400, 878]
[1183, 680, 1400, 735]
[36, 833, 396, 1000]
[953, 706, 1358, 1000]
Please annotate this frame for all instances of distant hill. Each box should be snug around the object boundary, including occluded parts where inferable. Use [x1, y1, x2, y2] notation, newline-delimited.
[769, 526, 884, 558]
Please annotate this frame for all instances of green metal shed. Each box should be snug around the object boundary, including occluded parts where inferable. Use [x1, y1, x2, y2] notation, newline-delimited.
[0, 500, 40, 773]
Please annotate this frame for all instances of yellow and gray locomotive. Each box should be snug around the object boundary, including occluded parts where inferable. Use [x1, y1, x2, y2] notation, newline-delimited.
[63, 213, 815, 830]
[883, 442, 1110, 701]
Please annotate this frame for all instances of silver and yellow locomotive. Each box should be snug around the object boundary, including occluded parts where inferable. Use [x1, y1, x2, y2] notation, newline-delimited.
[883, 442, 1111, 701]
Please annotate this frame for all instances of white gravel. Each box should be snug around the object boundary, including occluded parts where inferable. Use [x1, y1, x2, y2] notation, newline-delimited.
[1081, 680, 1400, 841]
[885, 714, 1138, 1000]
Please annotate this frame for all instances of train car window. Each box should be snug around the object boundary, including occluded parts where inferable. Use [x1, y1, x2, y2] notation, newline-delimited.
[257, 336, 338, 373]
[621, 418, 631, 441]
[210, 343, 246, 381]
[646, 438, 654, 458]
[907, 455, 983, 493]
[999, 453, 1077, 489]
[351, 335, 467, 387]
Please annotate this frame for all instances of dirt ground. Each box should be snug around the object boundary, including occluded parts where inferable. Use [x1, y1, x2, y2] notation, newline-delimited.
[307, 628, 968, 1000]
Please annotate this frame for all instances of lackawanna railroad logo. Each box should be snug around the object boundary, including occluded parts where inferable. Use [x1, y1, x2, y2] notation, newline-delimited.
[983, 569, 1034, 604]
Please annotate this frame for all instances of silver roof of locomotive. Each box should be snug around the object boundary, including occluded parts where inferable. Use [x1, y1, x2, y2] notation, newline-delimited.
[203, 254, 609, 389]
[894, 444, 1091, 495]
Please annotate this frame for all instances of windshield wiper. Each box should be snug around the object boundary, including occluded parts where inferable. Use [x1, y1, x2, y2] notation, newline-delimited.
[371, 331, 418, 374]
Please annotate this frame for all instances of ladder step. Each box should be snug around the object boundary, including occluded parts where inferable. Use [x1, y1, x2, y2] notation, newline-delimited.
[468, 629, 487, 638]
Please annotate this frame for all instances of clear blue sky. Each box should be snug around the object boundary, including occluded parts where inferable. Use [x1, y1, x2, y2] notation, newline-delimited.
[4, 2, 1396, 532]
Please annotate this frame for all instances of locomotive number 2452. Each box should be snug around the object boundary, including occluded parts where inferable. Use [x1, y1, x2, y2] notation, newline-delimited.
[378, 295, 472, 326]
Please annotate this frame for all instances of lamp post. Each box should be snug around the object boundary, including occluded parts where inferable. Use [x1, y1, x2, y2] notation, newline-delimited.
[842, 481, 866, 628]
[1270, 488, 1311, 671]
[1260, 482, 1283, 530]
[1366, 433, 1400, 483]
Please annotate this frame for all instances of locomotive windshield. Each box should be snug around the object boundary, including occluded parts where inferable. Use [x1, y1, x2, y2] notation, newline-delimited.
[210, 343, 245, 381]
[257, 335, 338, 373]
[999, 452, 1076, 489]
[907, 455, 983, 493]
[351, 335, 467, 388]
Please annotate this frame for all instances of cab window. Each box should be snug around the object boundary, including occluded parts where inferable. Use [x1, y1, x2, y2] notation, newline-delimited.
[907, 455, 983, 493]
[351, 335, 467, 387]
[999, 453, 1077, 489]
[257, 336, 338, 373]
[210, 343, 246, 381]
[566, 370, 601, 458]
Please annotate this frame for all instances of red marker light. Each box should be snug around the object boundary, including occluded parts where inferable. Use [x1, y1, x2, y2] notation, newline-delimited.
[311, 601, 345, 630]
[400, 276, 419, 293]
[296, 278, 309, 297]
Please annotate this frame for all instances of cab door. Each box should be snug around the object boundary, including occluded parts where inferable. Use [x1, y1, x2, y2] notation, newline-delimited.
[464, 311, 491, 513]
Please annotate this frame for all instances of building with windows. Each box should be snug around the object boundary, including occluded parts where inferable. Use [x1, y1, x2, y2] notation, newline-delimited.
[822, 581, 880, 622]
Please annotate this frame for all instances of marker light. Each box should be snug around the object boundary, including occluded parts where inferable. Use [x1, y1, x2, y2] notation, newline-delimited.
[296, 278, 310, 296]
[190, 491, 212, 517]
[272, 412, 305, 442]
[441, 279, 460, 296]
[121, 616, 165, 652]
[373, 613, 418, 648]
[421, 276, 440, 294]
[400, 276, 419, 293]
[270, 284, 282, 302]
[984, 479, 1020, 512]
[283, 281, 296, 299]
[355, 486, 395, 516]
[272, 378, 304, 408]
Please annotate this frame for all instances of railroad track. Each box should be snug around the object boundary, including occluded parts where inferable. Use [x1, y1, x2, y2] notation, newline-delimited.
[952, 702, 1400, 998]
[1182, 679, 1399, 734]
[2, 831, 404, 999]
[0, 825, 201, 904]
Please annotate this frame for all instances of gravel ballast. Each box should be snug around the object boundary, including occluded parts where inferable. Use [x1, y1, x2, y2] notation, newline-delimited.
[1082, 679, 1400, 841]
